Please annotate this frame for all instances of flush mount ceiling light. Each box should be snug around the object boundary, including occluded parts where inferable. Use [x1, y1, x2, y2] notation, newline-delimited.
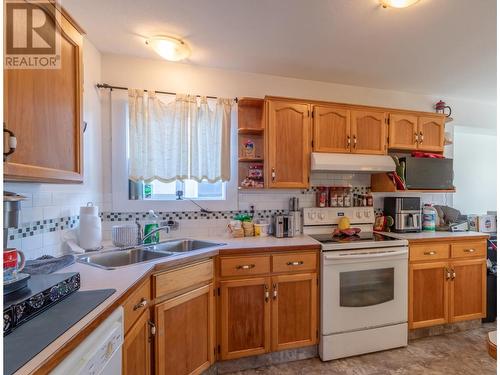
[380, 0, 420, 8]
[145, 36, 191, 61]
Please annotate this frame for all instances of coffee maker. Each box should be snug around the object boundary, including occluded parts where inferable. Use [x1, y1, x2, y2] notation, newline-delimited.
[384, 197, 422, 233]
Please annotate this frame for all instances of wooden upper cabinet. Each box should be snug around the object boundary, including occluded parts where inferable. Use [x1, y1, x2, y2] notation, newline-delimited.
[409, 261, 449, 329]
[155, 284, 214, 375]
[4, 6, 84, 183]
[388, 114, 418, 150]
[123, 309, 151, 375]
[350, 110, 387, 155]
[449, 258, 486, 323]
[271, 273, 317, 351]
[267, 100, 311, 188]
[312, 106, 350, 153]
[417, 116, 445, 152]
[219, 277, 271, 360]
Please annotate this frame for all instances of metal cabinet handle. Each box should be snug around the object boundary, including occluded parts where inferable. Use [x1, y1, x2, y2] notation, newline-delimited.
[415, 132, 419, 145]
[272, 283, 278, 300]
[353, 135, 357, 148]
[419, 131, 424, 144]
[148, 320, 156, 338]
[3, 125, 17, 161]
[271, 168, 276, 182]
[264, 285, 270, 302]
[424, 251, 436, 256]
[445, 268, 451, 280]
[286, 261, 304, 266]
[464, 248, 476, 253]
[451, 268, 456, 280]
[236, 264, 255, 270]
[133, 298, 148, 310]
[347, 135, 351, 148]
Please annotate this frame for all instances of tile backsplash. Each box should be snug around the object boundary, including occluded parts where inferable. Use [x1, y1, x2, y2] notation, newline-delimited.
[6, 171, 453, 259]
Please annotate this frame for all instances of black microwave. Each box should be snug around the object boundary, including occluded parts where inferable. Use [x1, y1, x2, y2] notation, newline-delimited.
[399, 157, 454, 190]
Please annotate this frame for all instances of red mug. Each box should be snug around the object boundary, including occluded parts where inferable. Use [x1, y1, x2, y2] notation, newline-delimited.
[4, 248, 26, 280]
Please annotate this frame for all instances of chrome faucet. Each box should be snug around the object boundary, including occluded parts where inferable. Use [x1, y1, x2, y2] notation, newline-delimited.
[141, 226, 171, 244]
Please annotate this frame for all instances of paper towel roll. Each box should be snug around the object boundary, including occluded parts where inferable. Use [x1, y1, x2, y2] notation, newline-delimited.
[80, 202, 98, 216]
[78, 215, 102, 250]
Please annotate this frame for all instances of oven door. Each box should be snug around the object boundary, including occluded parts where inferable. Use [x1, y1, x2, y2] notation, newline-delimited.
[321, 247, 408, 335]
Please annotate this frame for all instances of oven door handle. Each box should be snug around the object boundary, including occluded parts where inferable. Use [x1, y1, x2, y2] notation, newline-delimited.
[324, 249, 408, 260]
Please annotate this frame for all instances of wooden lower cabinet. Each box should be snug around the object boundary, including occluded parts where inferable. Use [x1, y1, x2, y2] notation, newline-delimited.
[408, 239, 487, 330]
[219, 277, 271, 360]
[155, 284, 215, 375]
[123, 309, 152, 375]
[450, 258, 486, 322]
[271, 273, 317, 351]
[409, 261, 448, 329]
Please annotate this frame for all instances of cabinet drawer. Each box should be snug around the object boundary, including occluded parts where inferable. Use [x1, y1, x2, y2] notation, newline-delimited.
[272, 252, 317, 273]
[153, 259, 213, 298]
[410, 243, 449, 262]
[123, 278, 151, 334]
[220, 255, 270, 277]
[451, 241, 486, 259]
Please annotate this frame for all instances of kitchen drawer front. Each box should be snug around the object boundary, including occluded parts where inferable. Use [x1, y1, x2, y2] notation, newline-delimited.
[123, 278, 151, 334]
[451, 241, 486, 259]
[220, 255, 271, 277]
[272, 252, 317, 273]
[410, 243, 449, 262]
[154, 259, 213, 299]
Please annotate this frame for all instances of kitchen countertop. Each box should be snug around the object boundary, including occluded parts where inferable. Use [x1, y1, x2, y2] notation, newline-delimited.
[14, 235, 321, 375]
[377, 231, 490, 241]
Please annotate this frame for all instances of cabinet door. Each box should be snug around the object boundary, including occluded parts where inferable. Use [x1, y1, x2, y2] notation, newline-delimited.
[449, 258, 486, 323]
[4, 7, 83, 183]
[350, 110, 387, 154]
[312, 106, 350, 153]
[219, 277, 271, 360]
[267, 100, 311, 188]
[123, 309, 151, 375]
[271, 273, 317, 351]
[388, 113, 418, 150]
[417, 116, 444, 152]
[409, 262, 449, 329]
[155, 284, 214, 375]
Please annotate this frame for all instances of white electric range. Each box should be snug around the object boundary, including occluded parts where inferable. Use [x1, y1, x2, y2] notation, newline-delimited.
[303, 207, 409, 361]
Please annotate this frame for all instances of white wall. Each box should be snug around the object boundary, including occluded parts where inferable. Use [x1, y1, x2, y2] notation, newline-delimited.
[452, 126, 497, 214]
[5, 38, 103, 259]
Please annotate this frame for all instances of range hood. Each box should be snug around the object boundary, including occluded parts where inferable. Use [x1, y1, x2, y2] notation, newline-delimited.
[311, 152, 395, 173]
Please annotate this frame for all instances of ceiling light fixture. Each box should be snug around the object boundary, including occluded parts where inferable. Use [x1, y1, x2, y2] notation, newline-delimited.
[145, 36, 191, 61]
[380, 0, 420, 8]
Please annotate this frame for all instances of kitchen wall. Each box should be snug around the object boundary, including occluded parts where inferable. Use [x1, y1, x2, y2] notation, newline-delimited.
[5, 39, 104, 259]
[7, 50, 494, 257]
[452, 126, 497, 215]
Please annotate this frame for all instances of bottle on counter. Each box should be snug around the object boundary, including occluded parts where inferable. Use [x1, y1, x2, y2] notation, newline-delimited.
[344, 188, 352, 207]
[422, 204, 437, 231]
[366, 189, 373, 207]
[143, 210, 159, 244]
[317, 187, 328, 208]
[330, 187, 338, 207]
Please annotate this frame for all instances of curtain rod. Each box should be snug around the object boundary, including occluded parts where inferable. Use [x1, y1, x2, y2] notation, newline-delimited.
[96, 83, 238, 103]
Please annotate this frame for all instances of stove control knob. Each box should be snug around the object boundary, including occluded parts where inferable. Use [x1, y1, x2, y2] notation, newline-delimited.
[364, 211, 370, 218]
[356, 211, 362, 219]
[319, 213, 326, 220]
[309, 212, 317, 220]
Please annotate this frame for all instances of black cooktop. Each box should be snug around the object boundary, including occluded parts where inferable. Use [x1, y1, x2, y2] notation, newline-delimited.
[310, 232, 399, 244]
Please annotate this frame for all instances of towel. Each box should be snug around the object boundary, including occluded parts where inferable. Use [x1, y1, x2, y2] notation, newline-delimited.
[23, 255, 75, 275]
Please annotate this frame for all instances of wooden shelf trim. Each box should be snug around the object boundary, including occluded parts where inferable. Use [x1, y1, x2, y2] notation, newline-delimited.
[238, 157, 264, 162]
[238, 128, 264, 135]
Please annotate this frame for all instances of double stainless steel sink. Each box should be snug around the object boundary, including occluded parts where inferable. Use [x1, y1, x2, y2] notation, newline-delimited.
[77, 239, 224, 270]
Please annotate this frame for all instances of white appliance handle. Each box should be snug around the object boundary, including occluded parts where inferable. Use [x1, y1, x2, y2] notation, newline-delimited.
[324, 249, 408, 260]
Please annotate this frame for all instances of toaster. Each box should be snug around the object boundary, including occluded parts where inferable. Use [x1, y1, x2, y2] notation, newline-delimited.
[274, 215, 294, 238]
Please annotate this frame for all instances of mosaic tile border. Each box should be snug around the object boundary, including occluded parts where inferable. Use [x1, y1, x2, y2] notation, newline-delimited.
[8, 215, 80, 241]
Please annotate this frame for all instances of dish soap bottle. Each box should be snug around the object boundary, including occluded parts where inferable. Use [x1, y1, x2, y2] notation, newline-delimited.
[143, 210, 159, 244]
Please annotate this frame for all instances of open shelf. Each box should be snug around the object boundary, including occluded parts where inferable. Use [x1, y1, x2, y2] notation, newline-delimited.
[238, 128, 264, 135]
[371, 173, 456, 193]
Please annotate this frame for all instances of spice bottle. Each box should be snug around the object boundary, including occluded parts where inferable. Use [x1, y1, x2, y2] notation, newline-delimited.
[366, 189, 373, 207]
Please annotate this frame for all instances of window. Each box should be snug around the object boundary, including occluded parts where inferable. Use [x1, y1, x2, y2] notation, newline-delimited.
[111, 89, 238, 212]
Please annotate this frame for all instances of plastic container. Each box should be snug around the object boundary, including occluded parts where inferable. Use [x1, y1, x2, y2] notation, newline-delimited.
[143, 210, 159, 244]
[254, 223, 269, 237]
[422, 205, 437, 232]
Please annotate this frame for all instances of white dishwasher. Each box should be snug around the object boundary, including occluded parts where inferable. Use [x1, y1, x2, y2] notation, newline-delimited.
[51, 307, 124, 375]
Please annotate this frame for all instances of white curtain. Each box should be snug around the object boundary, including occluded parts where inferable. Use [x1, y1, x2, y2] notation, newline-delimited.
[128, 89, 232, 183]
